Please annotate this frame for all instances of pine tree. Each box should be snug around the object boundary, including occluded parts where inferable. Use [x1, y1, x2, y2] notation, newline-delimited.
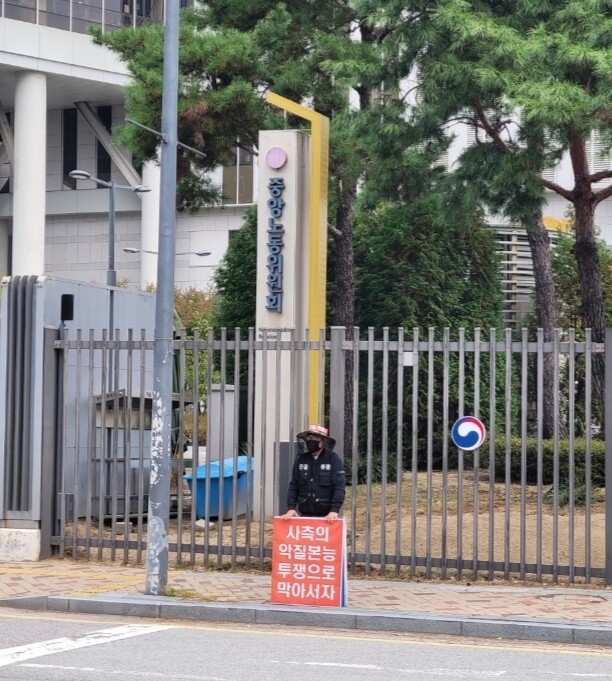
[352, 0, 612, 418]
[96, 2, 374, 456]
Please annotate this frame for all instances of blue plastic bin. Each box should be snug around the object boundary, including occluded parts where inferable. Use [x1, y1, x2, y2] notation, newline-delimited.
[184, 456, 252, 520]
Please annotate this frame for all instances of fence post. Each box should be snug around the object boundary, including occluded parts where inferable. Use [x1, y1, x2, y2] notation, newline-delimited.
[605, 328, 612, 584]
[39, 326, 60, 558]
[329, 327, 346, 459]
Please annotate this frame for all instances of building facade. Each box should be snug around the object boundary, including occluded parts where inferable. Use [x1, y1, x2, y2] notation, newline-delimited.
[1, 2, 611, 325]
[0, 0, 253, 292]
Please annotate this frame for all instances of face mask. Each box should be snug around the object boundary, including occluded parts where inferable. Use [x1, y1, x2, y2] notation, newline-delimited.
[305, 440, 321, 454]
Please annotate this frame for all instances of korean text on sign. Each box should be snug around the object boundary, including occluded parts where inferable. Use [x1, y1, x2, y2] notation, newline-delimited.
[271, 517, 346, 607]
[265, 177, 285, 312]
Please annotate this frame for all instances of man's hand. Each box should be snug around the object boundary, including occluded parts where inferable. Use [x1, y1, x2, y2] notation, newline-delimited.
[325, 511, 339, 523]
[281, 509, 298, 520]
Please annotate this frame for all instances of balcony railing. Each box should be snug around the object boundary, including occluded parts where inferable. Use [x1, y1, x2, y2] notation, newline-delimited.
[0, 0, 167, 35]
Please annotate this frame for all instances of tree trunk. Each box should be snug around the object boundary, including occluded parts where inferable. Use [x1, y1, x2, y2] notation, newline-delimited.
[573, 198, 606, 420]
[564, 131, 606, 419]
[329, 22, 377, 459]
[524, 210, 557, 438]
[332, 182, 357, 459]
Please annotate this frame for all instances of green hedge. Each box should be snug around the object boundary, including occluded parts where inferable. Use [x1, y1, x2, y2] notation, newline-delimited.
[412, 435, 604, 487]
[346, 437, 605, 487]
[475, 437, 605, 487]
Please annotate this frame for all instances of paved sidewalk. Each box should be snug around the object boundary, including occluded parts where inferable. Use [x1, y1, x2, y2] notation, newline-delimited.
[1, 559, 612, 645]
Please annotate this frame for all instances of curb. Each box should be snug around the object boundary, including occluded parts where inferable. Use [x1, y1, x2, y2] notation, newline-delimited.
[2, 594, 612, 646]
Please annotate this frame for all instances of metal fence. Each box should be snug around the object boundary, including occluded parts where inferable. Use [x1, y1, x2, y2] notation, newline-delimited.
[50, 326, 610, 584]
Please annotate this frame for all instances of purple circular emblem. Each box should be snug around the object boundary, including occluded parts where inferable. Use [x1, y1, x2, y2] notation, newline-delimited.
[266, 147, 287, 170]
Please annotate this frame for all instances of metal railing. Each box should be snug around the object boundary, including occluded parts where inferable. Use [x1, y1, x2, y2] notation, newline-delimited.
[50, 326, 609, 584]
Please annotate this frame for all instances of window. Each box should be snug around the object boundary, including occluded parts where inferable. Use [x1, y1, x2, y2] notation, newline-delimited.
[63, 108, 78, 189]
[222, 145, 254, 205]
[4, 0, 36, 24]
[39, 0, 71, 30]
[0, 112, 11, 195]
[96, 105, 112, 182]
[122, 0, 152, 27]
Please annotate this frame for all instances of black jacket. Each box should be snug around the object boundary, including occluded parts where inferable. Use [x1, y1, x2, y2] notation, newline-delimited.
[286, 444, 346, 517]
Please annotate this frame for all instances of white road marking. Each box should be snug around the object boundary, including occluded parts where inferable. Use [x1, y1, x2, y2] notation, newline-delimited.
[270, 659, 506, 676]
[0, 624, 169, 668]
[395, 669, 506, 678]
[21, 664, 227, 680]
[546, 672, 612, 679]
[287, 661, 383, 669]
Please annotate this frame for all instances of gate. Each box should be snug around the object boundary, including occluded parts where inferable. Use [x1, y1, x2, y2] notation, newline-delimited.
[50, 326, 610, 584]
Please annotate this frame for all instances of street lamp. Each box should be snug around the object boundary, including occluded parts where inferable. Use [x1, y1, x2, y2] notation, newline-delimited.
[70, 169, 152, 400]
[70, 168, 151, 375]
[68, 169, 151, 287]
[69, 171, 150, 532]
[122, 247, 211, 257]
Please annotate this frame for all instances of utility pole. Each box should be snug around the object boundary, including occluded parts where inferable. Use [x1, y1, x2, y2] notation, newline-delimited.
[144, 0, 179, 595]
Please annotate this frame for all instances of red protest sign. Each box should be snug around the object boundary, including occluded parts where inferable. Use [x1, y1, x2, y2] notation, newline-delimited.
[271, 517, 347, 607]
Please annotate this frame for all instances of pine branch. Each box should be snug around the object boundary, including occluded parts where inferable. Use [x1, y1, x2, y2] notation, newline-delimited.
[589, 169, 612, 184]
[473, 99, 507, 154]
[540, 178, 574, 202]
[594, 183, 612, 206]
[594, 111, 612, 124]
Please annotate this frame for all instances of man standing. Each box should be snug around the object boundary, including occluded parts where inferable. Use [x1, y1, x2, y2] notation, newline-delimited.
[281, 424, 346, 523]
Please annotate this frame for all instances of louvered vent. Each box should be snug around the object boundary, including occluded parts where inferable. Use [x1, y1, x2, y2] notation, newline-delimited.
[586, 131, 611, 184]
[494, 226, 561, 328]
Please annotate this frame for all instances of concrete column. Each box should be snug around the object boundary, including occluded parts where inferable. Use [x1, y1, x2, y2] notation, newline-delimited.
[13, 71, 46, 275]
[253, 130, 310, 517]
[140, 158, 160, 289]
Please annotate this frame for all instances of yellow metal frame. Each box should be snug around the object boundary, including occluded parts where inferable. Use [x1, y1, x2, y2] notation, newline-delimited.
[265, 92, 330, 423]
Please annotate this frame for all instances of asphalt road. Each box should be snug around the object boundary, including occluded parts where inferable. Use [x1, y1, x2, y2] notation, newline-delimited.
[1, 608, 612, 681]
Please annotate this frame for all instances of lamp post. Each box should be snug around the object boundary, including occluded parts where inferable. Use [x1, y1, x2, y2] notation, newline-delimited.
[146, 0, 180, 596]
[69, 169, 151, 383]
[69, 169, 151, 389]
[69, 171, 150, 528]
[68, 170, 150, 288]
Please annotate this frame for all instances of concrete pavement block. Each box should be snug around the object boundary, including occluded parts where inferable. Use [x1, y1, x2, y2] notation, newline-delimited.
[462, 619, 575, 643]
[67, 597, 160, 618]
[0, 596, 48, 610]
[256, 607, 356, 629]
[47, 597, 70, 612]
[0, 529, 40, 561]
[161, 603, 257, 623]
[573, 626, 612, 646]
[356, 613, 462, 635]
